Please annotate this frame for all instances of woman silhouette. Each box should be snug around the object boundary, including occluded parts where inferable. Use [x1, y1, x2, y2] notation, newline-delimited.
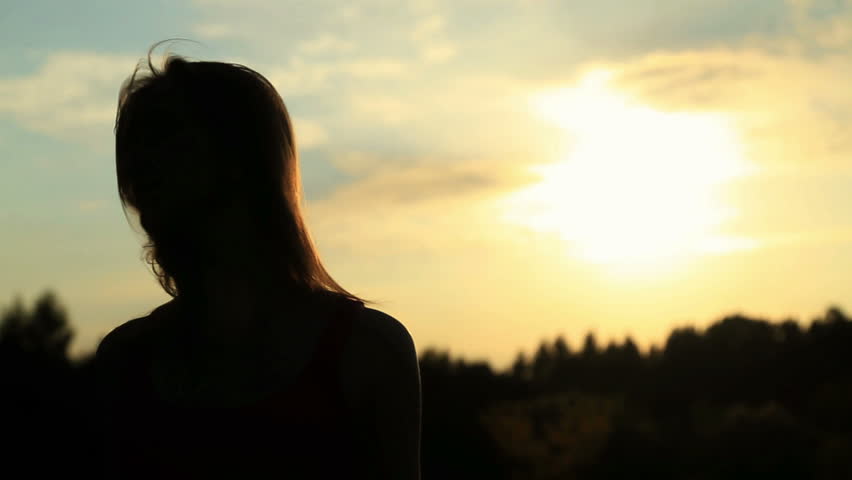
[95, 53, 421, 479]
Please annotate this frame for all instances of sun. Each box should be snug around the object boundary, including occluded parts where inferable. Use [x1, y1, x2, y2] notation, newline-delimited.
[504, 70, 756, 272]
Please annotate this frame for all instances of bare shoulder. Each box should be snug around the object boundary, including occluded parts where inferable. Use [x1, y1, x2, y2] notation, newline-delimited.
[341, 306, 422, 478]
[340, 306, 420, 401]
[96, 302, 174, 359]
[96, 318, 145, 359]
[351, 307, 417, 358]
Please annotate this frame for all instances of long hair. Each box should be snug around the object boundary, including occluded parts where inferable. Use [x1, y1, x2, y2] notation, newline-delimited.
[115, 51, 358, 302]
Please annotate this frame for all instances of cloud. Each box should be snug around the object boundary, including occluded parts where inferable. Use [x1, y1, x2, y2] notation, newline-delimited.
[340, 58, 409, 78]
[596, 47, 852, 169]
[77, 200, 105, 212]
[265, 57, 409, 97]
[0, 49, 401, 151]
[307, 154, 536, 254]
[421, 43, 457, 63]
[318, 70, 551, 161]
[192, 0, 281, 7]
[291, 117, 328, 149]
[265, 60, 335, 96]
[0, 52, 135, 145]
[410, 14, 446, 42]
[192, 23, 237, 40]
[408, 13, 457, 63]
[348, 94, 411, 125]
[298, 33, 356, 54]
[788, 0, 852, 50]
[526, 3, 852, 251]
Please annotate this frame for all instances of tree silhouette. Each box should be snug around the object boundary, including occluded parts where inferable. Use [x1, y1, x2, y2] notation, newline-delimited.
[532, 342, 553, 383]
[581, 332, 598, 358]
[2, 292, 852, 479]
[0, 292, 94, 478]
[553, 336, 570, 359]
[1, 292, 72, 359]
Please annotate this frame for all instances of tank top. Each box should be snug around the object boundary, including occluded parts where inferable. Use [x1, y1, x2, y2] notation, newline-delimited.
[98, 295, 366, 479]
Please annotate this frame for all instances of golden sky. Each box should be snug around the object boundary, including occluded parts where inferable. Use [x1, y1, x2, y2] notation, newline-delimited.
[1, 0, 851, 367]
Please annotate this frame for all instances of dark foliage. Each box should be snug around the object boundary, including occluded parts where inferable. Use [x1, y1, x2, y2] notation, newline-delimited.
[423, 308, 852, 479]
[0, 292, 97, 477]
[2, 293, 851, 478]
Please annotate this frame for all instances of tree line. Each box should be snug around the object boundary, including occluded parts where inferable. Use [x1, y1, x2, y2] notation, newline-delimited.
[2, 292, 851, 478]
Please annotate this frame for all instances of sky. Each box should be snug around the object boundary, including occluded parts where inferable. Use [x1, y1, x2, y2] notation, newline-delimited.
[1, 0, 851, 368]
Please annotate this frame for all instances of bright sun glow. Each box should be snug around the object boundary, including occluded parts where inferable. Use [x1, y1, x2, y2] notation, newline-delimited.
[505, 70, 757, 272]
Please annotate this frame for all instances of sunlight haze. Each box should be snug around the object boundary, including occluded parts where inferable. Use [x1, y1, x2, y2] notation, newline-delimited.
[506, 70, 757, 271]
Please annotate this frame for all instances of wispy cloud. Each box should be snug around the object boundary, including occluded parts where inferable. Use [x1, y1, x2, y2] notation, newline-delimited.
[265, 56, 409, 96]
[77, 200, 105, 212]
[298, 33, 356, 54]
[192, 23, 237, 40]
[348, 94, 411, 126]
[600, 48, 852, 169]
[421, 43, 457, 64]
[308, 154, 536, 254]
[291, 117, 328, 149]
[410, 14, 446, 42]
[0, 52, 135, 145]
[788, 0, 852, 50]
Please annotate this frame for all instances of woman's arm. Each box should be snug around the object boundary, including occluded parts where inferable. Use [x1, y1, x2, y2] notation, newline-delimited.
[343, 308, 422, 479]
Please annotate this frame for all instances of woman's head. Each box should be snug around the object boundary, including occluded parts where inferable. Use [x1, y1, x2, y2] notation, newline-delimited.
[116, 54, 353, 300]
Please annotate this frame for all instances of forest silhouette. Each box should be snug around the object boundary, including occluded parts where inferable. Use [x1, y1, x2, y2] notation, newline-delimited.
[2, 291, 851, 479]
